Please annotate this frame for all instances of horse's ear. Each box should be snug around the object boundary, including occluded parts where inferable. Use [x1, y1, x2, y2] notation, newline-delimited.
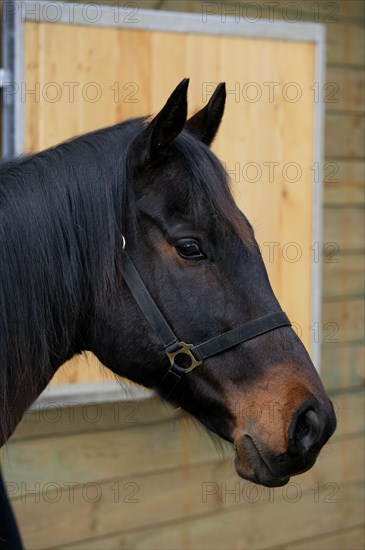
[185, 83, 226, 146]
[130, 78, 189, 166]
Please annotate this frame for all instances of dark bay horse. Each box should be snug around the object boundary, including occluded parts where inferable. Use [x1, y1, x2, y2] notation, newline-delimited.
[0, 79, 336, 545]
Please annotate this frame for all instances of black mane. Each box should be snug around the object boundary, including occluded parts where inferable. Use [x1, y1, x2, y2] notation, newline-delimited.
[0, 118, 245, 442]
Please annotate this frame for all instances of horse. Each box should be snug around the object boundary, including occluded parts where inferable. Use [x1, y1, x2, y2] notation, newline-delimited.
[0, 79, 336, 546]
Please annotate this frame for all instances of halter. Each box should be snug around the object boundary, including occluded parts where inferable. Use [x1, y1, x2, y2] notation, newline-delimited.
[121, 240, 291, 397]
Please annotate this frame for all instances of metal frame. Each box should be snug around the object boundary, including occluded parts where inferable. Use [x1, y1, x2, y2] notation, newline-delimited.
[2, 0, 326, 404]
[2, 0, 24, 157]
[30, 381, 154, 409]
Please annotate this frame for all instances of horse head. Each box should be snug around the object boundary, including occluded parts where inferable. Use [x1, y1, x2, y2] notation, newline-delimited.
[88, 79, 336, 487]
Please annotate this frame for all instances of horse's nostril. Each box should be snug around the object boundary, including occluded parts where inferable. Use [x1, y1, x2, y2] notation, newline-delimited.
[289, 407, 323, 455]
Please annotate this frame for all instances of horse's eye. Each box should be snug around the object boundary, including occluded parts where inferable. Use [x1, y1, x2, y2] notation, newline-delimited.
[175, 240, 205, 260]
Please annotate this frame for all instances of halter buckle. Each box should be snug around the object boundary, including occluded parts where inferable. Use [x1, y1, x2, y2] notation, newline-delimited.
[166, 342, 203, 373]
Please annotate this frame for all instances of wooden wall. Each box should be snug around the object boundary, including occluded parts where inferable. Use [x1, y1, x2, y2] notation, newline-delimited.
[22, 20, 317, 386]
[2, 1, 364, 549]
[2, 390, 364, 549]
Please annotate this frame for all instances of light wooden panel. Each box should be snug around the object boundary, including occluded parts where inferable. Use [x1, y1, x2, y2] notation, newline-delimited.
[24, 22, 316, 385]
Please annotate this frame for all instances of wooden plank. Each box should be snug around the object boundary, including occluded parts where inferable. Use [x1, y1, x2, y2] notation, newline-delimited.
[288, 525, 365, 549]
[330, 389, 364, 438]
[324, 160, 364, 205]
[23, 23, 174, 151]
[326, 67, 364, 113]
[9, 397, 180, 442]
[322, 343, 365, 391]
[334, 1, 365, 19]
[327, 21, 365, 66]
[56, 481, 364, 550]
[325, 113, 364, 159]
[7, 436, 365, 549]
[323, 207, 364, 251]
[340, 0, 365, 21]
[124, 482, 365, 550]
[9, 461, 231, 548]
[60, 524, 365, 550]
[322, 298, 364, 343]
[212, 36, 315, 354]
[2, 417, 226, 490]
[323, 252, 364, 299]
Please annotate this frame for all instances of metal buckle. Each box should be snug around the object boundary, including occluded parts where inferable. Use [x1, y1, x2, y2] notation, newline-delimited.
[121, 234, 126, 250]
[166, 342, 203, 373]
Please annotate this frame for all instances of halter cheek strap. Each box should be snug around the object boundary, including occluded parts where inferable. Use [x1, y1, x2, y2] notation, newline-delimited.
[122, 250, 291, 397]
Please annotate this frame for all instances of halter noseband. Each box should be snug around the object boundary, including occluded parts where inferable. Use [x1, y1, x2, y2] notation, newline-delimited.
[121, 241, 291, 397]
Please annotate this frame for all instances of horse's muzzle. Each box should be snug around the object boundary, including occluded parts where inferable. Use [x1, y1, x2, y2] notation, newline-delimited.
[235, 400, 337, 487]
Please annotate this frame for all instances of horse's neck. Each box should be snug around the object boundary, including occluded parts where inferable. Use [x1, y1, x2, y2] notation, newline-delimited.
[0, 135, 125, 445]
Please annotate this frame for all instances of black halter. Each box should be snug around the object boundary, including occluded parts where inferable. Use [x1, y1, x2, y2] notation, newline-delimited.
[122, 249, 291, 397]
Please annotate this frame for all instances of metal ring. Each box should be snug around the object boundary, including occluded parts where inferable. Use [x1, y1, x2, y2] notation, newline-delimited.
[121, 234, 126, 250]
[166, 342, 203, 373]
